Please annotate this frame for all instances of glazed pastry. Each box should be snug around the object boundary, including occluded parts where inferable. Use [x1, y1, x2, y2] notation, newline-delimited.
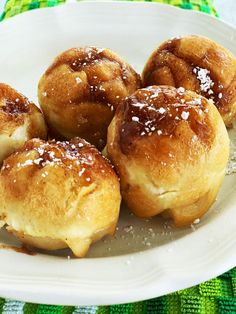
[38, 47, 141, 149]
[142, 35, 236, 127]
[0, 138, 121, 257]
[107, 86, 229, 227]
[0, 83, 47, 164]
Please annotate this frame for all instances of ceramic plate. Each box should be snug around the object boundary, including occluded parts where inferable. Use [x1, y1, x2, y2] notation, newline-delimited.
[0, 1, 236, 306]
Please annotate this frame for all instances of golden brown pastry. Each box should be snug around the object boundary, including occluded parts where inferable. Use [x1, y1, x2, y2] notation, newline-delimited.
[142, 35, 236, 127]
[107, 86, 229, 227]
[38, 47, 141, 149]
[0, 83, 47, 164]
[0, 137, 121, 257]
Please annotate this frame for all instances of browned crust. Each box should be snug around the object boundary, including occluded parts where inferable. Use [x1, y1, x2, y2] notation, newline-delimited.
[1, 137, 116, 200]
[142, 36, 236, 127]
[38, 47, 141, 149]
[115, 86, 214, 155]
[0, 83, 47, 138]
[107, 85, 229, 226]
[0, 137, 121, 256]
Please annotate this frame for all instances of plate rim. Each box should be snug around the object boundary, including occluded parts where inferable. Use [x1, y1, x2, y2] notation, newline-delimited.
[1, 0, 236, 32]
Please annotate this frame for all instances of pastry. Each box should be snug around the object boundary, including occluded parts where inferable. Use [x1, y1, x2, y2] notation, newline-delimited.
[107, 85, 229, 227]
[38, 47, 141, 149]
[142, 35, 236, 127]
[0, 83, 47, 164]
[0, 137, 121, 257]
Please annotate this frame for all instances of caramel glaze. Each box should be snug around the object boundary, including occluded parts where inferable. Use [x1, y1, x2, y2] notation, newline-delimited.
[2, 99, 28, 115]
[45, 47, 141, 105]
[0, 83, 46, 138]
[1, 138, 114, 199]
[143, 37, 236, 114]
[118, 86, 214, 155]
[0, 83, 32, 114]
[0, 243, 36, 255]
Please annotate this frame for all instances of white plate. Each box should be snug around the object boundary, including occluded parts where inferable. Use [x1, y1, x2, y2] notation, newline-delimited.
[0, 1, 236, 306]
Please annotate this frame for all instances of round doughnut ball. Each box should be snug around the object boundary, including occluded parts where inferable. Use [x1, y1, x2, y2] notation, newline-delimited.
[0, 138, 121, 257]
[38, 47, 141, 149]
[0, 83, 47, 164]
[142, 35, 236, 127]
[107, 86, 229, 227]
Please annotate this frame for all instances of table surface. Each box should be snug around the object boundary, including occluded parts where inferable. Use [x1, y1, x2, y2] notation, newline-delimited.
[0, 0, 235, 26]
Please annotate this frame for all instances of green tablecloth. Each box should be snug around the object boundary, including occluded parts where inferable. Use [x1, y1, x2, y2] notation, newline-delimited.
[0, 1, 235, 313]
